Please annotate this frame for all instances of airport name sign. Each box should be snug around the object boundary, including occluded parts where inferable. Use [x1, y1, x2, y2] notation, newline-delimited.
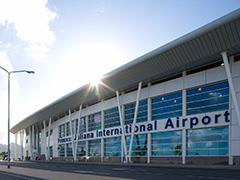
[58, 110, 230, 143]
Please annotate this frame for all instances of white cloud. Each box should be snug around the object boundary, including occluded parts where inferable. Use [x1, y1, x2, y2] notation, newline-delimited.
[0, 0, 56, 59]
[0, 50, 20, 144]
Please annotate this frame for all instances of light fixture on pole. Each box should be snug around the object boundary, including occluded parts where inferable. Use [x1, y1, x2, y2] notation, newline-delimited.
[0, 65, 34, 169]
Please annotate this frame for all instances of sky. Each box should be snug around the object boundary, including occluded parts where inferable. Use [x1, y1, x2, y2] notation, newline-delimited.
[0, 0, 239, 144]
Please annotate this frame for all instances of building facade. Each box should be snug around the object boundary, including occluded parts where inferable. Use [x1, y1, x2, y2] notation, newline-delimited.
[11, 9, 240, 165]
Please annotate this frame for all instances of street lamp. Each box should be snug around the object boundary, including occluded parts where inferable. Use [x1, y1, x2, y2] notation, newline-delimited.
[0, 66, 34, 169]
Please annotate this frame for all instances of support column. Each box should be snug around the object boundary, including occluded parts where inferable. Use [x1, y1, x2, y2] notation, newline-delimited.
[85, 113, 89, 161]
[101, 109, 104, 162]
[182, 71, 187, 164]
[116, 91, 127, 163]
[15, 133, 17, 160]
[129, 81, 142, 162]
[20, 130, 24, 160]
[29, 126, 32, 159]
[69, 109, 75, 159]
[47, 118, 52, 160]
[147, 83, 152, 164]
[74, 105, 82, 161]
[222, 52, 240, 126]
[43, 120, 47, 160]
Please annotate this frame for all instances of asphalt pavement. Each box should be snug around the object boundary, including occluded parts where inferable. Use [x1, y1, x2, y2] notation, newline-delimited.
[0, 161, 240, 180]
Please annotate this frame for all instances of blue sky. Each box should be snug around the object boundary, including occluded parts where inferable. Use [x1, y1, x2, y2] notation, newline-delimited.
[0, 0, 239, 144]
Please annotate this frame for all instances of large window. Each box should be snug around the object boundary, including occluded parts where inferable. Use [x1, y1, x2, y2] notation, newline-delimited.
[66, 122, 70, 136]
[124, 99, 148, 125]
[104, 137, 121, 157]
[151, 131, 182, 156]
[58, 144, 65, 157]
[126, 134, 147, 157]
[77, 141, 86, 157]
[152, 91, 182, 121]
[187, 81, 229, 115]
[104, 107, 120, 128]
[187, 127, 228, 156]
[58, 124, 65, 138]
[66, 143, 73, 157]
[88, 112, 101, 131]
[88, 139, 101, 157]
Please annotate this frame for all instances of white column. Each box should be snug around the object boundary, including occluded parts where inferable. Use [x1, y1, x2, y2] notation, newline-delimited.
[129, 81, 142, 162]
[147, 82, 152, 164]
[74, 105, 82, 161]
[20, 130, 24, 160]
[69, 109, 75, 159]
[101, 109, 104, 162]
[43, 120, 47, 159]
[182, 71, 187, 164]
[47, 118, 52, 160]
[116, 91, 127, 162]
[222, 52, 240, 126]
[85, 113, 89, 161]
[29, 126, 32, 159]
[15, 133, 17, 160]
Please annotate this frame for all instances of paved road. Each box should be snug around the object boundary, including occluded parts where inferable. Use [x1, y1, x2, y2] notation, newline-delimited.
[0, 161, 240, 180]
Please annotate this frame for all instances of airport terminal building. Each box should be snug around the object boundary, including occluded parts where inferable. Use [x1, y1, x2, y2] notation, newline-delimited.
[11, 9, 240, 165]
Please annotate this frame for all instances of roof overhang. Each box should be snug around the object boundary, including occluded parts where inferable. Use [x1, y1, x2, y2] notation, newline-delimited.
[11, 9, 240, 134]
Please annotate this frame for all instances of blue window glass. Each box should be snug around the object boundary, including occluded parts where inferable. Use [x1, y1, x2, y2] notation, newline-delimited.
[187, 81, 229, 115]
[104, 107, 120, 128]
[88, 139, 101, 157]
[58, 124, 65, 138]
[77, 141, 86, 157]
[58, 144, 65, 157]
[152, 91, 182, 120]
[126, 134, 147, 157]
[104, 137, 121, 157]
[88, 112, 101, 131]
[77, 117, 86, 139]
[124, 99, 148, 125]
[187, 127, 228, 156]
[66, 143, 73, 157]
[151, 131, 182, 156]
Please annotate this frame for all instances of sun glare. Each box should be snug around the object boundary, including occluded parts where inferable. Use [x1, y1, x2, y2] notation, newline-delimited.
[90, 76, 102, 87]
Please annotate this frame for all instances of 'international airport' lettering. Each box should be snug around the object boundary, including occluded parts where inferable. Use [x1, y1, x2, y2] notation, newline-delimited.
[58, 110, 230, 143]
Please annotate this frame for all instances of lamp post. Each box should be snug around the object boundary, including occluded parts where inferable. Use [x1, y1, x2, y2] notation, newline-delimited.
[0, 66, 34, 168]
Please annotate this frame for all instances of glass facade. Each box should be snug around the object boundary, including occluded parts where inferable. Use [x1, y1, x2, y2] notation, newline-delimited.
[152, 131, 182, 156]
[152, 91, 182, 121]
[187, 127, 228, 156]
[187, 81, 229, 115]
[56, 81, 230, 160]
[66, 143, 73, 157]
[88, 112, 101, 131]
[77, 141, 86, 157]
[104, 137, 121, 157]
[88, 139, 101, 157]
[104, 107, 120, 128]
[58, 144, 65, 157]
[126, 134, 147, 157]
[124, 99, 148, 125]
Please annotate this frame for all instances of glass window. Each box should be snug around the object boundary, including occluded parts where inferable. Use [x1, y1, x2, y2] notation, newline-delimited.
[77, 141, 86, 157]
[66, 122, 70, 136]
[104, 107, 120, 128]
[58, 144, 65, 157]
[104, 137, 121, 157]
[126, 134, 147, 157]
[151, 131, 182, 156]
[88, 112, 101, 131]
[152, 91, 182, 120]
[66, 143, 73, 157]
[187, 127, 228, 156]
[88, 139, 101, 157]
[58, 124, 65, 138]
[187, 81, 229, 115]
[49, 146, 53, 158]
[124, 99, 148, 125]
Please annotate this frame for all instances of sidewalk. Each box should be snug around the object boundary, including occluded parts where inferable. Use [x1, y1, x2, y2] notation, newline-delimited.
[30, 160, 240, 170]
